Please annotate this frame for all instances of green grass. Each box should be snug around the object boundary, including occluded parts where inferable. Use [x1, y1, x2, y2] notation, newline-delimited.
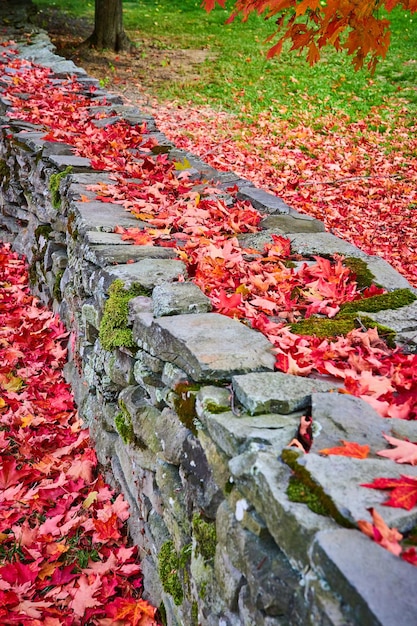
[33, 0, 417, 123]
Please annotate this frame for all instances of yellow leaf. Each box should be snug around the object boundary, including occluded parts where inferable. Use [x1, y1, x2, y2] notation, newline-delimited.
[21, 414, 35, 428]
[173, 157, 191, 171]
[82, 491, 98, 509]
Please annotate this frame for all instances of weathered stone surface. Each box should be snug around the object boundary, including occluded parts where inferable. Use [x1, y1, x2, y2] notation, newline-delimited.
[84, 243, 177, 266]
[152, 282, 212, 317]
[313, 529, 417, 626]
[133, 313, 276, 381]
[237, 186, 290, 214]
[294, 452, 417, 530]
[288, 232, 368, 258]
[229, 450, 337, 566]
[70, 201, 144, 234]
[180, 435, 223, 517]
[48, 154, 93, 171]
[261, 212, 326, 234]
[232, 371, 339, 415]
[359, 300, 417, 344]
[155, 408, 190, 465]
[364, 255, 416, 291]
[310, 392, 392, 453]
[197, 407, 300, 459]
[100, 259, 187, 291]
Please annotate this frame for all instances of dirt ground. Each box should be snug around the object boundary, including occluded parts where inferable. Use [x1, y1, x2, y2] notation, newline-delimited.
[31, 8, 212, 106]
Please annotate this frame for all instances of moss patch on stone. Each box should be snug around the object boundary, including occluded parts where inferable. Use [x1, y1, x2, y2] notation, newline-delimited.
[287, 475, 329, 516]
[99, 279, 147, 352]
[290, 314, 396, 346]
[158, 541, 184, 606]
[343, 257, 376, 289]
[339, 288, 416, 315]
[282, 448, 354, 528]
[49, 166, 72, 209]
[192, 514, 217, 563]
[53, 269, 64, 302]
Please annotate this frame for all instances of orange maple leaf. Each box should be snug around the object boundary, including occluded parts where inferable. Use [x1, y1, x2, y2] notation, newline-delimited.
[107, 597, 157, 626]
[361, 475, 417, 510]
[377, 433, 417, 466]
[319, 440, 370, 459]
[357, 507, 403, 556]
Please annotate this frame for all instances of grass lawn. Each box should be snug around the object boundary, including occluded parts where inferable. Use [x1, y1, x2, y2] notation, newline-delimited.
[33, 0, 417, 124]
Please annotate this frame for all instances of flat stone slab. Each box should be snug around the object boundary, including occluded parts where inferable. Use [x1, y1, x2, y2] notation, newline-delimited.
[71, 201, 146, 234]
[288, 232, 368, 258]
[84, 243, 176, 266]
[294, 452, 417, 530]
[152, 282, 212, 317]
[311, 392, 392, 452]
[133, 313, 276, 381]
[359, 300, 417, 339]
[364, 255, 416, 292]
[313, 529, 417, 626]
[101, 259, 186, 291]
[232, 372, 339, 415]
[261, 213, 325, 234]
[48, 155, 93, 171]
[237, 186, 291, 214]
[197, 408, 300, 459]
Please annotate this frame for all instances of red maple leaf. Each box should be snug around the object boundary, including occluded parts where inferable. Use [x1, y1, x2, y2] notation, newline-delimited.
[357, 507, 403, 556]
[361, 475, 417, 510]
[319, 440, 370, 459]
[0, 457, 34, 488]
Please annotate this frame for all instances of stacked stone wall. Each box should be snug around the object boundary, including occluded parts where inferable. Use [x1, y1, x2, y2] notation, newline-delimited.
[1, 31, 417, 626]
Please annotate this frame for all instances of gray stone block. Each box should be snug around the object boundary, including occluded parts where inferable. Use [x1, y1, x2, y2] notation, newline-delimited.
[261, 212, 326, 234]
[310, 392, 392, 453]
[133, 313, 276, 382]
[288, 232, 368, 258]
[100, 258, 186, 291]
[229, 450, 337, 566]
[232, 371, 339, 415]
[152, 282, 212, 317]
[70, 201, 143, 234]
[313, 529, 417, 626]
[48, 154, 93, 171]
[237, 186, 291, 214]
[294, 452, 417, 530]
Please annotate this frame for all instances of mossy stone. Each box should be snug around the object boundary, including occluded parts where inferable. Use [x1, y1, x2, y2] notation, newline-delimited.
[49, 166, 72, 209]
[339, 288, 416, 315]
[99, 279, 147, 352]
[192, 514, 217, 563]
[158, 541, 184, 606]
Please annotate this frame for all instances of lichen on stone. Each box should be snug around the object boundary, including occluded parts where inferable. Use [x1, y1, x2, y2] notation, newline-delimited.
[49, 166, 72, 209]
[99, 279, 147, 352]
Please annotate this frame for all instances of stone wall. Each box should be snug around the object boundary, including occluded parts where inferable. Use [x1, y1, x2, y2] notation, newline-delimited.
[1, 31, 417, 626]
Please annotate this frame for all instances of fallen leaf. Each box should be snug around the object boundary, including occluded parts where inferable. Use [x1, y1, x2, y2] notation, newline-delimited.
[320, 440, 370, 459]
[377, 433, 417, 466]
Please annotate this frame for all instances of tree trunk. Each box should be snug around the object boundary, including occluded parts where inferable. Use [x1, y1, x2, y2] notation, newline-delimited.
[86, 0, 130, 51]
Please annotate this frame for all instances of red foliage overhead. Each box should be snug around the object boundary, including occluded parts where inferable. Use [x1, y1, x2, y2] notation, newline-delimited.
[203, 0, 417, 70]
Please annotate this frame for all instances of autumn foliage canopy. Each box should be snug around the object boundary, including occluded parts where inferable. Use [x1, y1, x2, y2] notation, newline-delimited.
[204, 0, 417, 70]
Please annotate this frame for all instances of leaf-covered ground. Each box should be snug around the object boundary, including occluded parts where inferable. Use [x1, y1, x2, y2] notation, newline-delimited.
[0, 246, 158, 623]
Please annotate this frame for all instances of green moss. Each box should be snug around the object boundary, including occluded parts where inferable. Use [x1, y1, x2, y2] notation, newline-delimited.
[173, 382, 200, 435]
[204, 401, 230, 414]
[340, 288, 416, 315]
[287, 475, 329, 516]
[34, 224, 53, 243]
[192, 514, 217, 563]
[191, 601, 199, 625]
[99, 279, 147, 352]
[282, 448, 354, 528]
[0, 159, 10, 190]
[53, 269, 64, 302]
[290, 314, 396, 347]
[114, 406, 134, 445]
[49, 166, 72, 209]
[343, 257, 376, 289]
[158, 541, 184, 606]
